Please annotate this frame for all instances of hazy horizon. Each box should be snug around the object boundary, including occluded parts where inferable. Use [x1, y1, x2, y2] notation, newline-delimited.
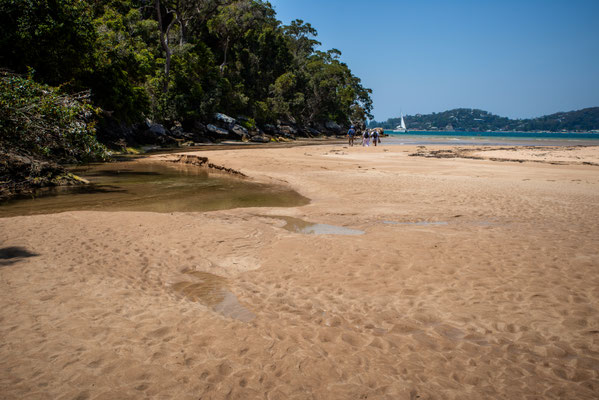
[269, 0, 599, 121]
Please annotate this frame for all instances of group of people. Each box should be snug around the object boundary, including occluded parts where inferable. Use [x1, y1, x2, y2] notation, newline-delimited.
[347, 126, 381, 147]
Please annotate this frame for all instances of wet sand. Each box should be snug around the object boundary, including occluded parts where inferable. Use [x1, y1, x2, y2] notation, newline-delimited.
[1, 144, 599, 399]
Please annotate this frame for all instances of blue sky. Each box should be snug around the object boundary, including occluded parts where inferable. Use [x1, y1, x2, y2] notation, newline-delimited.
[268, 0, 599, 121]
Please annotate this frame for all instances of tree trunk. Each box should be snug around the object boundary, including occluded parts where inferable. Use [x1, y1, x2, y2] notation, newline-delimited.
[155, 0, 172, 92]
[219, 36, 229, 74]
[174, 2, 187, 45]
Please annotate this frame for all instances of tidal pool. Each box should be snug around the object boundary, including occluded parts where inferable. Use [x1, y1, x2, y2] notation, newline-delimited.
[383, 221, 448, 226]
[0, 161, 309, 217]
[172, 270, 255, 322]
[264, 215, 364, 235]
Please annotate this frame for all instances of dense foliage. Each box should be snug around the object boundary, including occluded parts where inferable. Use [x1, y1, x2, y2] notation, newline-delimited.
[0, 71, 109, 163]
[370, 108, 599, 132]
[0, 0, 372, 129]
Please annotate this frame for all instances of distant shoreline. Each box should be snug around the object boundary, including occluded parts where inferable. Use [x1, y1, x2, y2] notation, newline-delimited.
[383, 130, 599, 137]
[384, 129, 599, 135]
[370, 107, 599, 134]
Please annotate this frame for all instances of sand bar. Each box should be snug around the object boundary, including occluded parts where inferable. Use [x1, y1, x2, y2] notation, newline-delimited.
[1, 144, 599, 399]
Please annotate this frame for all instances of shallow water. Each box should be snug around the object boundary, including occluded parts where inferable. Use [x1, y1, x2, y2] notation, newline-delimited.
[266, 215, 365, 235]
[383, 131, 599, 146]
[0, 161, 309, 217]
[383, 220, 448, 226]
[172, 270, 255, 322]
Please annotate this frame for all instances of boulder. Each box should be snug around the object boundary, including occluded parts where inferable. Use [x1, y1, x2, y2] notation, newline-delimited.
[192, 121, 207, 134]
[206, 124, 230, 136]
[0, 151, 82, 201]
[147, 123, 167, 136]
[262, 124, 279, 135]
[308, 127, 322, 136]
[251, 126, 265, 136]
[135, 123, 176, 145]
[214, 113, 236, 125]
[250, 135, 270, 143]
[170, 121, 184, 137]
[96, 117, 138, 148]
[278, 125, 297, 136]
[230, 124, 248, 137]
[325, 121, 342, 132]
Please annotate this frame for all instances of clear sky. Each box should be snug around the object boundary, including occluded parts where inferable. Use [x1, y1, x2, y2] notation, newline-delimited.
[268, 0, 599, 121]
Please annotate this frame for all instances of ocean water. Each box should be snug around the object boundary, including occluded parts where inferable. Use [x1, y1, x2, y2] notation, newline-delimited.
[383, 131, 599, 146]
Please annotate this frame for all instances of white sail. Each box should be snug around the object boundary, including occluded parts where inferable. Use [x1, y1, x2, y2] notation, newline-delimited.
[393, 111, 408, 133]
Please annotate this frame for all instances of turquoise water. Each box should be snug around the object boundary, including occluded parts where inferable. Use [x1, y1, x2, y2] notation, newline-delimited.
[383, 130, 599, 146]
[385, 130, 599, 139]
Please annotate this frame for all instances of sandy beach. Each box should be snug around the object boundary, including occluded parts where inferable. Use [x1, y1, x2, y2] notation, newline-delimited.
[1, 144, 599, 399]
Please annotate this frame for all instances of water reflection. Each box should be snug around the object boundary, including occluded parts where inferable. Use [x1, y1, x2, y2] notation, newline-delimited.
[264, 215, 365, 235]
[173, 270, 255, 322]
[383, 221, 448, 226]
[0, 161, 309, 217]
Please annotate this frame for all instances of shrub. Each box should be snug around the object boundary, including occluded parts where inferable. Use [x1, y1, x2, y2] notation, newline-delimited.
[0, 71, 109, 164]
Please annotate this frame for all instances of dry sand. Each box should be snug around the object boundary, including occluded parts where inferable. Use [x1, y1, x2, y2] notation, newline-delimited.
[1, 144, 599, 399]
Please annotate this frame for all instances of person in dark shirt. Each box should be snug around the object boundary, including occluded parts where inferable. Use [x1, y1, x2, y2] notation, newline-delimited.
[371, 129, 380, 146]
[347, 126, 356, 147]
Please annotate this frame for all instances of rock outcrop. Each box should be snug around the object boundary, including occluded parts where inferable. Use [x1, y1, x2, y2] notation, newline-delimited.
[166, 154, 247, 177]
[0, 151, 86, 201]
[96, 111, 356, 149]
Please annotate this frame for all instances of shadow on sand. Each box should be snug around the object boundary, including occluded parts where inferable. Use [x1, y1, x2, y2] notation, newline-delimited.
[0, 246, 39, 267]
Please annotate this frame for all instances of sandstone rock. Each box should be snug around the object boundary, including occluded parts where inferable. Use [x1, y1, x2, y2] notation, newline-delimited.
[170, 121, 184, 137]
[147, 123, 167, 136]
[325, 121, 342, 132]
[250, 135, 270, 143]
[0, 151, 82, 201]
[230, 124, 248, 137]
[193, 121, 207, 134]
[278, 125, 297, 135]
[214, 113, 236, 125]
[207, 124, 230, 136]
[136, 123, 176, 145]
[262, 124, 279, 135]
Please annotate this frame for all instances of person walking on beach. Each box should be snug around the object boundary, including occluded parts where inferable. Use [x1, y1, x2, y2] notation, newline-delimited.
[362, 129, 370, 147]
[371, 129, 380, 146]
[347, 125, 356, 147]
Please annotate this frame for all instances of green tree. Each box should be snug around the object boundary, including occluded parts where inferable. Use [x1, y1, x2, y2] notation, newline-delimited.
[0, 0, 96, 86]
[88, 5, 157, 120]
[0, 71, 108, 163]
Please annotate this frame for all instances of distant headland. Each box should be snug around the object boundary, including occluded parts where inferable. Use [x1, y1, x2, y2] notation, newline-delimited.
[369, 107, 599, 133]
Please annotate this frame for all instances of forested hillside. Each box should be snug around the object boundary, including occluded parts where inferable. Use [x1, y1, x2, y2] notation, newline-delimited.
[370, 108, 599, 132]
[0, 0, 373, 199]
[0, 0, 372, 145]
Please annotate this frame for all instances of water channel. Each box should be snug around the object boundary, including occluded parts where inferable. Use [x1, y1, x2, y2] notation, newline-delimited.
[0, 160, 309, 217]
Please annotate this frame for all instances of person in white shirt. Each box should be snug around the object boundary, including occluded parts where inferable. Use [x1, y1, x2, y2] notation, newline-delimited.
[362, 130, 370, 146]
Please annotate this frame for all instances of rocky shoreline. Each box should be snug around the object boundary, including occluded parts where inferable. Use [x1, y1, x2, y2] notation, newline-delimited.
[1, 111, 354, 202]
[0, 152, 88, 202]
[98, 112, 350, 151]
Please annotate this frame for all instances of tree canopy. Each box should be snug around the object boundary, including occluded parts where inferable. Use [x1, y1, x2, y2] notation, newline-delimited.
[0, 0, 372, 129]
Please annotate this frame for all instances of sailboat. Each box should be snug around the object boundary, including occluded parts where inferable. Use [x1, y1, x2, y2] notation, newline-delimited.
[393, 113, 407, 133]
